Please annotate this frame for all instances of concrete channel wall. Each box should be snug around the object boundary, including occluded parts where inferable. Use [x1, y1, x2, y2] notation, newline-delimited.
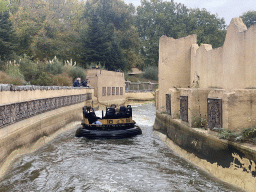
[154, 111, 256, 191]
[0, 85, 94, 173]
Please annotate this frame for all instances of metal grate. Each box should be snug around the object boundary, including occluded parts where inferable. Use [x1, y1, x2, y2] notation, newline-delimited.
[207, 98, 222, 129]
[180, 96, 188, 122]
[166, 94, 171, 115]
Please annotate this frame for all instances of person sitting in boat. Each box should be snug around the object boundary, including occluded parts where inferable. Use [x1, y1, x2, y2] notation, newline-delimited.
[104, 107, 116, 119]
[83, 106, 101, 124]
[116, 106, 126, 118]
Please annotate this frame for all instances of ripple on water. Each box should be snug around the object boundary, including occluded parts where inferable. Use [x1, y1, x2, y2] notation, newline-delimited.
[0, 103, 241, 192]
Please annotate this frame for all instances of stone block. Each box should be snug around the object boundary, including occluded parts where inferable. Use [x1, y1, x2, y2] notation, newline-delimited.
[167, 88, 181, 119]
[208, 89, 256, 131]
[179, 88, 211, 127]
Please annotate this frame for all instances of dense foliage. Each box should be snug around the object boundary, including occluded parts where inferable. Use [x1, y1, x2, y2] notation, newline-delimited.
[136, 0, 226, 67]
[0, 8, 17, 60]
[240, 11, 256, 28]
[81, 0, 141, 71]
[0, 0, 253, 84]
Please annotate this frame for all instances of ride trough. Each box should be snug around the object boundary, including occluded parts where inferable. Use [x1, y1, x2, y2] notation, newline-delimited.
[75, 104, 142, 139]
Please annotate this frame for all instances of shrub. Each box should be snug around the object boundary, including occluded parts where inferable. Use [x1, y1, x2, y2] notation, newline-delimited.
[0, 71, 24, 85]
[143, 66, 158, 81]
[0, 59, 5, 71]
[17, 54, 39, 82]
[218, 128, 256, 143]
[65, 66, 86, 81]
[53, 73, 73, 86]
[192, 116, 207, 129]
[219, 129, 240, 141]
[242, 127, 256, 140]
[45, 56, 63, 75]
[5, 62, 25, 80]
[34, 72, 54, 86]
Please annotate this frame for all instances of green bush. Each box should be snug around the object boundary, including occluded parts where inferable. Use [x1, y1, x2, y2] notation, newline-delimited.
[0, 59, 5, 71]
[53, 73, 72, 86]
[219, 129, 240, 141]
[17, 54, 39, 82]
[5, 63, 25, 80]
[143, 66, 158, 81]
[242, 127, 256, 140]
[33, 72, 54, 86]
[218, 127, 256, 143]
[0, 71, 24, 85]
[65, 66, 86, 81]
[192, 116, 207, 129]
[45, 56, 63, 75]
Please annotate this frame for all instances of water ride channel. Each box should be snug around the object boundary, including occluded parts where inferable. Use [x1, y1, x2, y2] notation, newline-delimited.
[0, 104, 241, 191]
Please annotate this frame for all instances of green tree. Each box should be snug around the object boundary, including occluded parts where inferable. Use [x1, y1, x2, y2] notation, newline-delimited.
[106, 41, 126, 71]
[0, 1, 17, 60]
[80, 13, 111, 68]
[188, 8, 226, 48]
[11, 0, 85, 61]
[0, 0, 8, 12]
[17, 54, 39, 82]
[240, 11, 256, 28]
[81, 0, 142, 71]
[136, 0, 189, 67]
[135, 0, 226, 67]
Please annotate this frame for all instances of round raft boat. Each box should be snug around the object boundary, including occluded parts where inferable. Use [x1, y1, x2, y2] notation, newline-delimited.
[75, 105, 142, 139]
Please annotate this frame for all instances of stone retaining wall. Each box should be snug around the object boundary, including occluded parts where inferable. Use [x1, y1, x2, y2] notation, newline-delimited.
[125, 92, 154, 101]
[0, 103, 85, 173]
[154, 111, 256, 191]
[0, 85, 94, 172]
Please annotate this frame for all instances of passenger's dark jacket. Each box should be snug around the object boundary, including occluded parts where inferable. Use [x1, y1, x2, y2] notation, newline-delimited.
[73, 80, 80, 87]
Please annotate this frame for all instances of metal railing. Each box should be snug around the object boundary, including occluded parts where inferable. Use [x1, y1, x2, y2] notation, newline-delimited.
[125, 81, 158, 92]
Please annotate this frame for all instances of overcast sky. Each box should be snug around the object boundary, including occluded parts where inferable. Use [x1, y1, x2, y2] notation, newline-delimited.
[124, 0, 256, 25]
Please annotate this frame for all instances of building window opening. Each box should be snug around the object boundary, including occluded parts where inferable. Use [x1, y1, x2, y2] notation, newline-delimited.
[102, 87, 106, 96]
[107, 87, 111, 96]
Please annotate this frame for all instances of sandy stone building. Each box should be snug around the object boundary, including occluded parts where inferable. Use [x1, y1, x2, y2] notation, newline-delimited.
[156, 18, 256, 131]
[86, 69, 126, 105]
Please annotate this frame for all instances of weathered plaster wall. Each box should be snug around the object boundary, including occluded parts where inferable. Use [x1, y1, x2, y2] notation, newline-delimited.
[157, 18, 256, 130]
[87, 69, 126, 105]
[125, 92, 154, 101]
[208, 89, 256, 131]
[158, 34, 197, 111]
[180, 88, 210, 127]
[191, 18, 256, 89]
